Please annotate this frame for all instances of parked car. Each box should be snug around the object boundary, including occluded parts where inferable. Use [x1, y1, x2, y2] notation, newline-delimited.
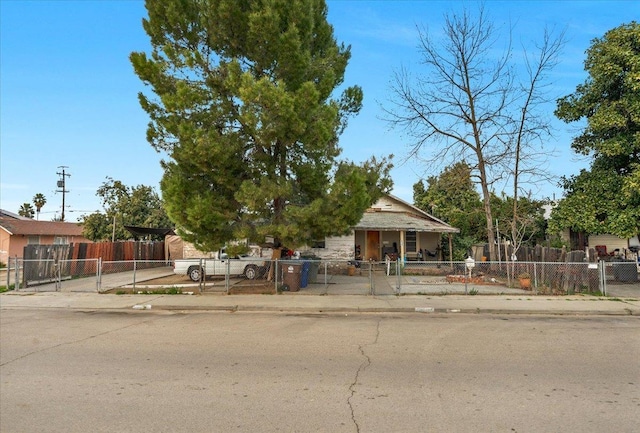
[173, 253, 267, 281]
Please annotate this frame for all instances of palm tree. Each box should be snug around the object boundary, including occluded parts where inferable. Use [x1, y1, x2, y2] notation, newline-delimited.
[19, 203, 35, 219]
[33, 193, 47, 220]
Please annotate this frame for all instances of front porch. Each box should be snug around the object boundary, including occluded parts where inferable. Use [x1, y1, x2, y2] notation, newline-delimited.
[354, 229, 448, 262]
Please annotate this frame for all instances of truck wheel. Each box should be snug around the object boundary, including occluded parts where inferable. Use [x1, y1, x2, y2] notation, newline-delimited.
[188, 266, 202, 282]
[244, 264, 258, 280]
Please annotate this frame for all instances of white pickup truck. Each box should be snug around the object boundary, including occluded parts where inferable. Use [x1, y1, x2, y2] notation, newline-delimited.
[173, 254, 267, 281]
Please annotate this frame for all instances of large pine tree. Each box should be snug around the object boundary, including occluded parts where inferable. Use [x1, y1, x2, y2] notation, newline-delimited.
[131, 0, 391, 252]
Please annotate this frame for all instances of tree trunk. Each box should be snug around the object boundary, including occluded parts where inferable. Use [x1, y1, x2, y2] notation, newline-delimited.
[478, 159, 496, 261]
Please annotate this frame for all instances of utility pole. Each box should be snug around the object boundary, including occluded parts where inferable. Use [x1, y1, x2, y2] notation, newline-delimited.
[56, 166, 70, 222]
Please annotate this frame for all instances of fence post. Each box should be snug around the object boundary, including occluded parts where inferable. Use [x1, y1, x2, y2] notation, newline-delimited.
[274, 259, 278, 293]
[369, 261, 374, 295]
[96, 258, 102, 292]
[533, 262, 538, 295]
[5, 258, 9, 290]
[198, 258, 203, 294]
[55, 259, 60, 292]
[396, 259, 401, 294]
[599, 260, 607, 296]
[14, 256, 19, 290]
[224, 258, 231, 295]
[132, 259, 137, 291]
[324, 261, 328, 291]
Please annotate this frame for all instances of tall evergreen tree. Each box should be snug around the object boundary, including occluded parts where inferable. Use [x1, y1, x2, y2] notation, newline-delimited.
[131, 0, 391, 252]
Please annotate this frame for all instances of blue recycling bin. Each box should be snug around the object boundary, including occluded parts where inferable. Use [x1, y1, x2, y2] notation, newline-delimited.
[300, 261, 311, 288]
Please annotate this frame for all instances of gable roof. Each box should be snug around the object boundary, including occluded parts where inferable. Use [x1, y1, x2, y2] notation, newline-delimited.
[354, 194, 459, 233]
[0, 217, 85, 237]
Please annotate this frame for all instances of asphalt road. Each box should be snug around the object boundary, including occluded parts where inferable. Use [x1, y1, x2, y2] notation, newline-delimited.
[1, 310, 639, 432]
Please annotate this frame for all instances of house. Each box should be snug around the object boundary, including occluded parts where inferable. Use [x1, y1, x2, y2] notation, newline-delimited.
[304, 194, 459, 261]
[0, 215, 92, 263]
[164, 194, 459, 263]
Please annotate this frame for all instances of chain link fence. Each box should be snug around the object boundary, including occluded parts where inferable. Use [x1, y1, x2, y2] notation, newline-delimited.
[602, 259, 640, 297]
[3, 256, 638, 296]
[4, 257, 173, 293]
[2, 258, 24, 291]
[394, 260, 607, 295]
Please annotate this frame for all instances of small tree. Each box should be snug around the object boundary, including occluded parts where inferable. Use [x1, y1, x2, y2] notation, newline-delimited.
[18, 203, 35, 219]
[32, 193, 47, 220]
[413, 162, 485, 259]
[492, 193, 547, 258]
[82, 213, 112, 242]
[81, 178, 173, 241]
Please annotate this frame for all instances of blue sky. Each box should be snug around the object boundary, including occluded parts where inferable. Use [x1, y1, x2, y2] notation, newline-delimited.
[1, 1, 638, 221]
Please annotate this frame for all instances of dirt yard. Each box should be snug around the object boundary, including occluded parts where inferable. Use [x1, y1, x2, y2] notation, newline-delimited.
[134, 274, 276, 294]
[141, 274, 197, 285]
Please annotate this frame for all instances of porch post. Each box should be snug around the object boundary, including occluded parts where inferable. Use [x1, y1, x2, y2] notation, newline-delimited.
[448, 233, 453, 267]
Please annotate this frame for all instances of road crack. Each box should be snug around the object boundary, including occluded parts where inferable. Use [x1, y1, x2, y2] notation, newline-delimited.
[347, 318, 381, 432]
[0, 318, 156, 367]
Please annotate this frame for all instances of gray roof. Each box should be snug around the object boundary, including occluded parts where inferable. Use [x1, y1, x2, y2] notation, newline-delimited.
[354, 211, 459, 233]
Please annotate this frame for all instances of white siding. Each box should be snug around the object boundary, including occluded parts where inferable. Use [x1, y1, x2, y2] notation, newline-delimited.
[368, 195, 415, 213]
[418, 232, 440, 254]
[588, 235, 629, 254]
[305, 233, 355, 260]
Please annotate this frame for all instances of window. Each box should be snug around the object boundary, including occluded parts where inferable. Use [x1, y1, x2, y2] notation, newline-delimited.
[405, 231, 416, 252]
[311, 240, 326, 249]
[27, 235, 40, 245]
[54, 236, 69, 245]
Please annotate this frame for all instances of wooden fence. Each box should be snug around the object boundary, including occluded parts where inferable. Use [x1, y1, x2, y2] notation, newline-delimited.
[474, 243, 595, 264]
[22, 242, 166, 286]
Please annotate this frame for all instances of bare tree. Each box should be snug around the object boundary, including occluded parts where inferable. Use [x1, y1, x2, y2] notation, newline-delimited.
[508, 28, 564, 260]
[385, 6, 564, 260]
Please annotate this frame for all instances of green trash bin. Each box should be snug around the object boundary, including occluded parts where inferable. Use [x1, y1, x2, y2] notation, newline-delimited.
[307, 260, 320, 284]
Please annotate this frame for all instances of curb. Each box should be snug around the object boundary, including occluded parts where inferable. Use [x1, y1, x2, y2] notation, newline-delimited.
[125, 304, 638, 316]
[1, 304, 635, 316]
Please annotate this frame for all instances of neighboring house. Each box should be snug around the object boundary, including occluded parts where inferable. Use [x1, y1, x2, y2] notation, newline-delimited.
[588, 234, 640, 258]
[0, 209, 30, 220]
[0, 216, 92, 262]
[165, 234, 218, 260]
[305, 194, 459, 261]
[545, 203, 639, 258]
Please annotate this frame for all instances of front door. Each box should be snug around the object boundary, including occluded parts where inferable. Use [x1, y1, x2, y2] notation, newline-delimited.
[366, 231, 380, 261]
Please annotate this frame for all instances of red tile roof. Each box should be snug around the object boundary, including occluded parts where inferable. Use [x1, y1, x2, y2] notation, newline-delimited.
[0, 217, 85, 236]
